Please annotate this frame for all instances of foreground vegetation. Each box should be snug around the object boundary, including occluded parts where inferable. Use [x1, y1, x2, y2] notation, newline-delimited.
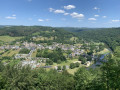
[0, 47, 120, 89]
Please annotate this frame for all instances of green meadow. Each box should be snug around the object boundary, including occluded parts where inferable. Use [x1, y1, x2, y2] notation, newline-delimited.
[0, 36, 23, 42]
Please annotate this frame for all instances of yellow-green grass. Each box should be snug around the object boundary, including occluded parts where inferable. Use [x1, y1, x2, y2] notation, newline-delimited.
[97, 48, 110, 55]
[70, 37, 78, 41]
[52, 58, 78, 67]
[2, 50, 10, 56]
[67, 68, 79, 75]
[0, 50, 4, 53]
[93, 42, 104, 45]
[34, 36, 54, 41]
[2, 49, 19, 57]
[32, 50, 37, 57]
[7, 49, 20, 56]
[0, 36, 23, 42]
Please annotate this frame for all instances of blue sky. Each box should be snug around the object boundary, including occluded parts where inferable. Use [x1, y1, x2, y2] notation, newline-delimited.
[0, 0, 120, 27]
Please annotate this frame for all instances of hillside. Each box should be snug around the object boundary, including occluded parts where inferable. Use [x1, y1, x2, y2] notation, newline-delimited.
[62, 27, 120, 51]
[0, 26, 80, 44]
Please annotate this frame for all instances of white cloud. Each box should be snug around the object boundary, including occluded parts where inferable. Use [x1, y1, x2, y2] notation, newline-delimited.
[103, 16, 107, 18]
[88, 18, 96, 21]
[12, 14, 16, 17]
[70, 12, 84, 19]
[112, 20, 120, 22]
[93, 7, 100, 12]
[49, 8, 54, 12]
[38, 19, 50, 22]
[64, 5, 76, 10]
[94, 15, 99, 17]
[5, 16, 16, 19]
[54, 9, 65, 14]
[38, 19, 44, 22]
[93, 7, 100, 10]
[64, 13, 69, 15]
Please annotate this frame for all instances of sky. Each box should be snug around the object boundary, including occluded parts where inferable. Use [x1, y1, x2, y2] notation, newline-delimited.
[0, 0, 120, 27]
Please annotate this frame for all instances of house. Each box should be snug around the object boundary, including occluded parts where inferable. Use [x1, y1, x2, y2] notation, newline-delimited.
[15, 54, 30, 59]
[42, 66, 52, 68]
[21, 60, 40, 69]
[37, 44, 45, 50]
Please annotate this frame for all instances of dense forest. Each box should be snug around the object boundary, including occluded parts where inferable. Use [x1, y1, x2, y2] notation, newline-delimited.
[63, 27, 120, 51]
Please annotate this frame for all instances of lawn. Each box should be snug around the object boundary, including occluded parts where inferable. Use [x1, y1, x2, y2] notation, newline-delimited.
[0, 36, 23, 42]
[67, 68, 79, 74]
[97, 48, 110, 55]
[52, 58, 79, 67]
[32, 49, 37, 57]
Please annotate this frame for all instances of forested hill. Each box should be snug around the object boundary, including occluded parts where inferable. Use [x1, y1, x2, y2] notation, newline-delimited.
[0, 26, 80, 44]
[62, 27, 120, 51]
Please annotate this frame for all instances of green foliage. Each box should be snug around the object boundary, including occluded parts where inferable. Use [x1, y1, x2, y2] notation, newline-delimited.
[100, 52, 120, 89]
[70, 62, 80, 69]
[62, 65, 66, 70]
[0, 26, 79, 44]
[0, 51, 120, 90]
[70, 63, 76, 69]
[0, 64, 75, 90]
[57, 66, 61, 70]
[74, 67, 92, 90]
[75, 62, 80, 67]
[73, 28, 120, 51]
[46, 60, 53, 65]
[36, 48, 66, 63]
[78, 55, 87, 64]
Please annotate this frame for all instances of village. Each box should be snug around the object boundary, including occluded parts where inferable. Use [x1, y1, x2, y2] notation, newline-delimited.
[0, 41, 108, 73]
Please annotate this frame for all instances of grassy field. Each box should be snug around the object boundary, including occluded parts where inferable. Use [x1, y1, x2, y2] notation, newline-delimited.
[67, 68, 79, 74]
[2, 49, 19, 57]
[70, 37, 78, 41]
[97, 48, 110, 55]
[32, 50, 37, 57]
[33, 36, 54, 41]
[52, 58, 79, 66]
[7, 49, 20, 56]
[50, 58, 83, 74]
[0, 36, 23, 42]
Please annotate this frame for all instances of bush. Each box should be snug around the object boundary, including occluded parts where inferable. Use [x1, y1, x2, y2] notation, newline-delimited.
[70, 63, 76, 69]
[62, 65, 66, 70]
[75, 62, 80, 67]
[57, 66, 61, 70]
[46, 60, 53, 65]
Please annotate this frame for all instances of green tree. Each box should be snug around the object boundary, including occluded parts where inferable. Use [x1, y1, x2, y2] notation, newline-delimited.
[62, 65, 66, 71]
[57, 66, 61, 70]
[75, 62, 80, 67]
[70, 63, 75, 69]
